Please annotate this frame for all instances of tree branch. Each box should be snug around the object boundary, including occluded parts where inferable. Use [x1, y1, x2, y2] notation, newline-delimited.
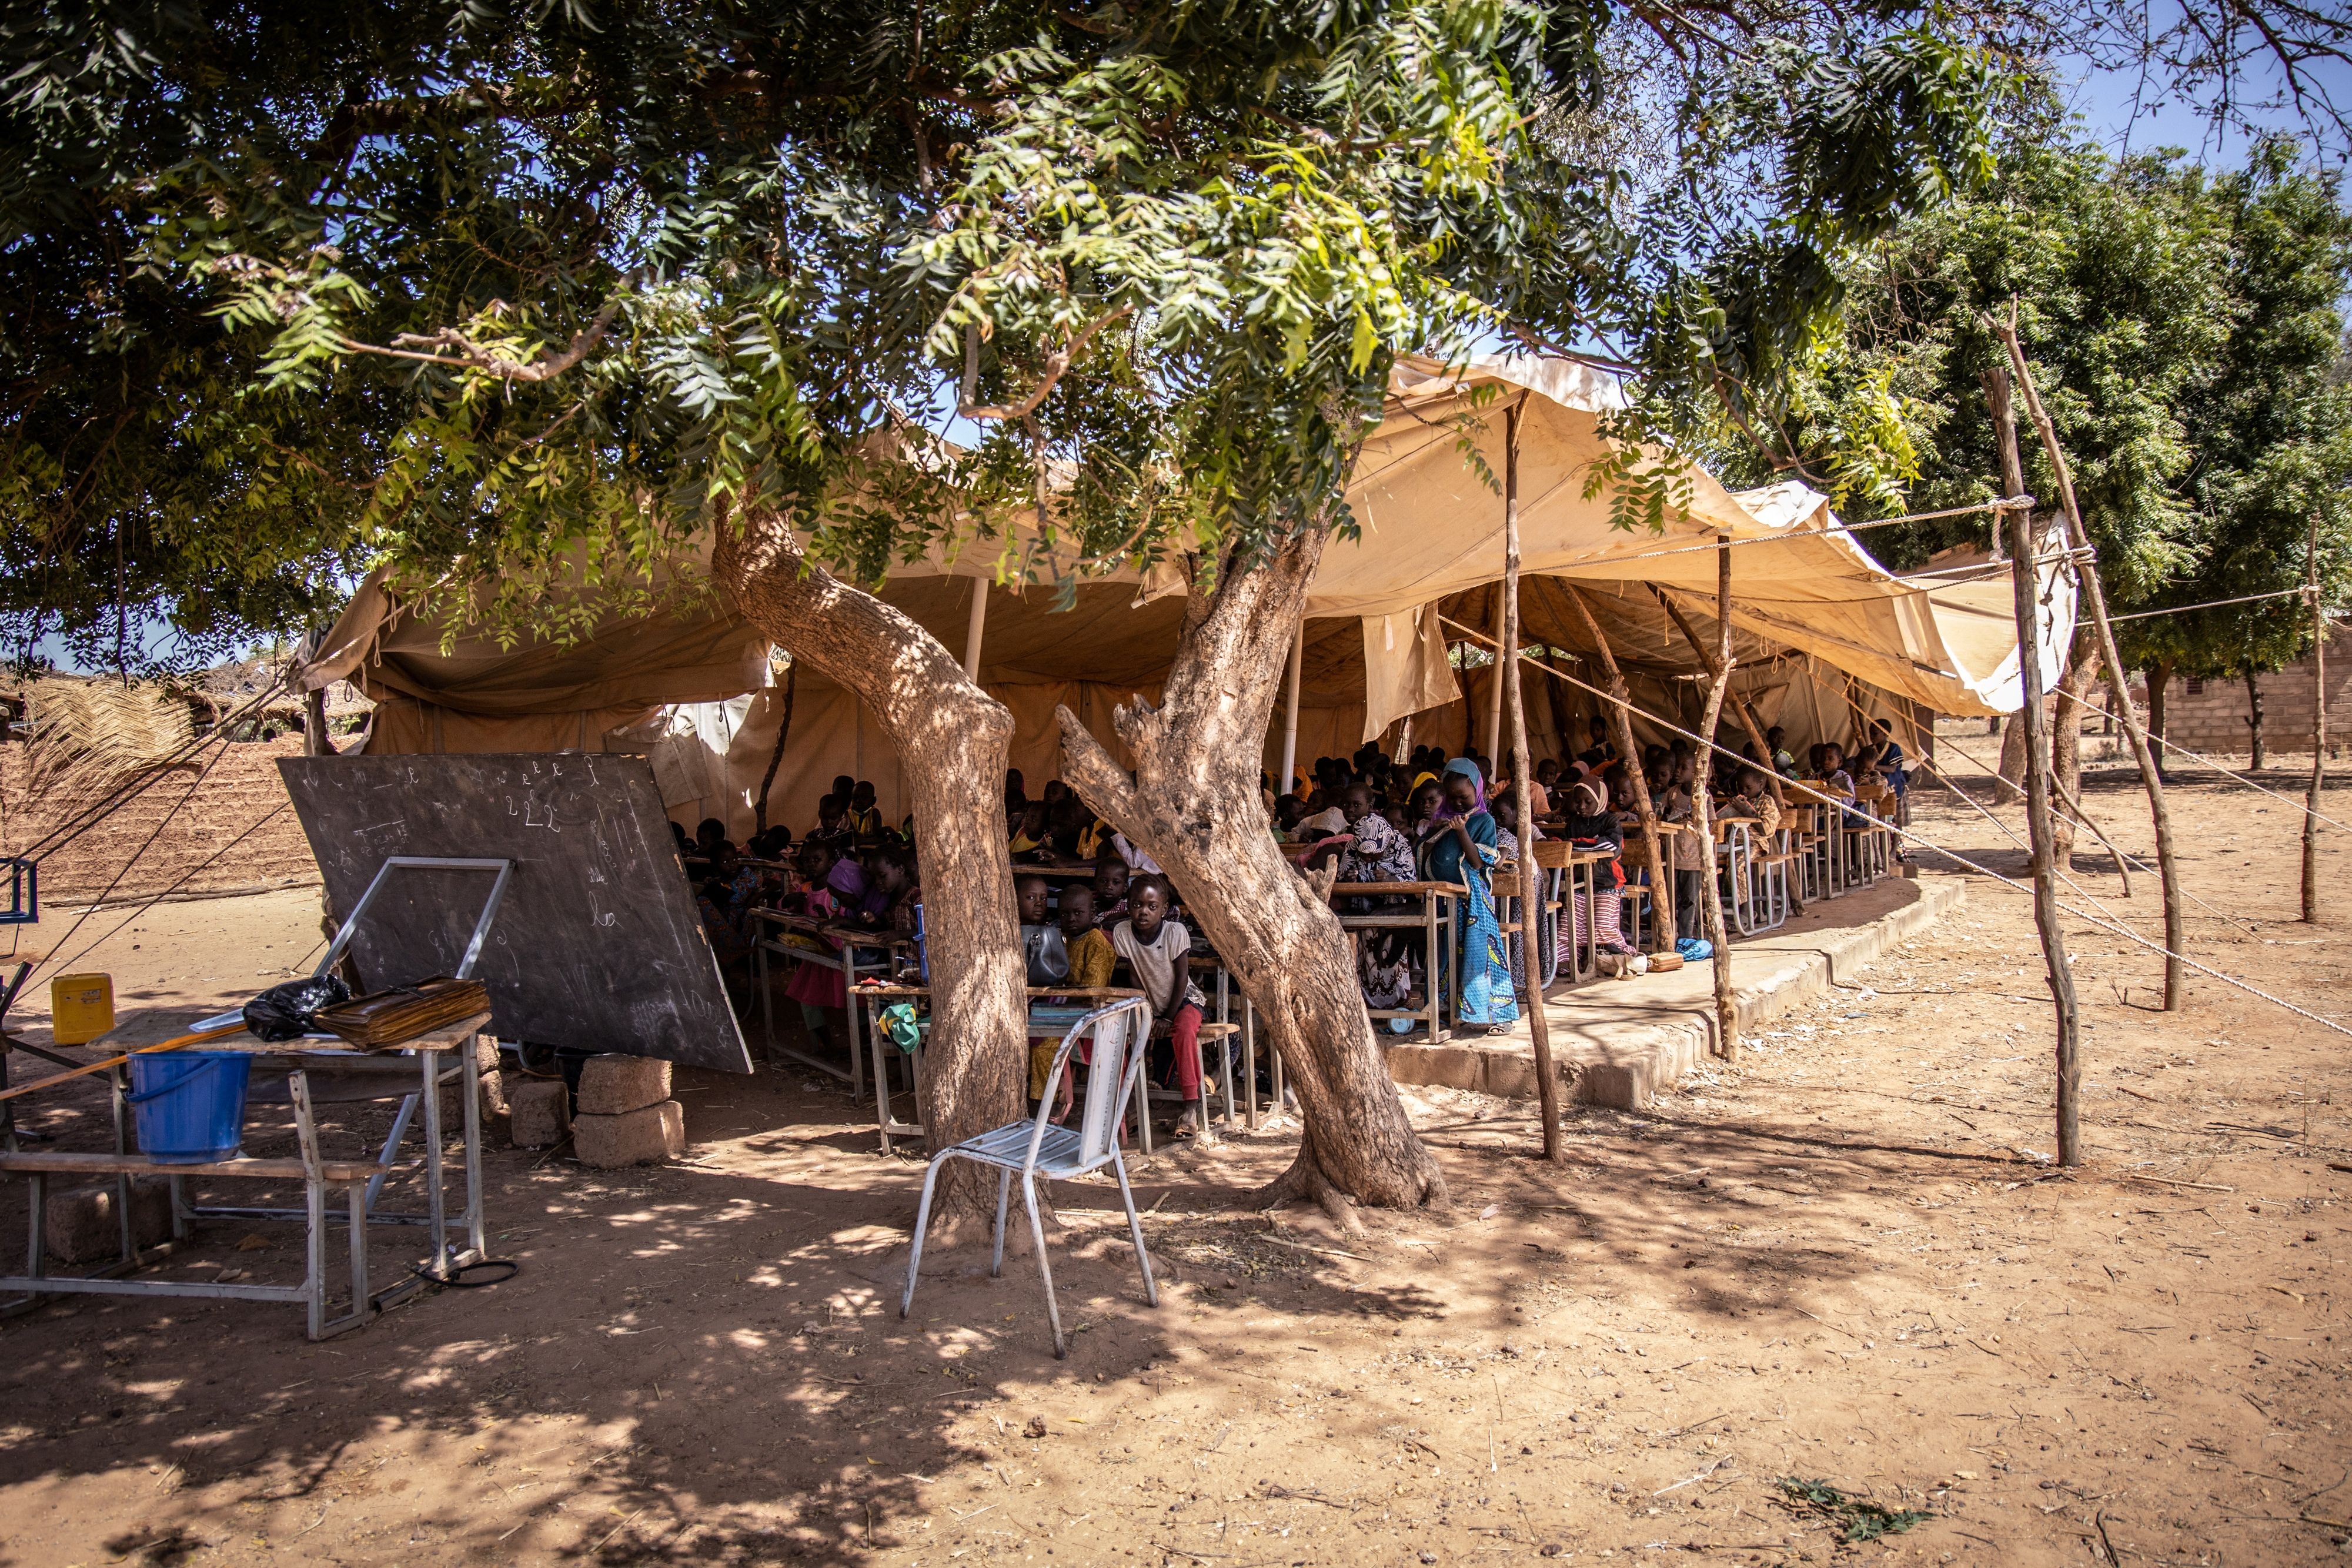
[343, 297, 623, 383]
[958, 306, 1132, 422]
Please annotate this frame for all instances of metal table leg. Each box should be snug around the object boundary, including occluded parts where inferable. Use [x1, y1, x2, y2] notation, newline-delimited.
[420, 1047, 449, 1279]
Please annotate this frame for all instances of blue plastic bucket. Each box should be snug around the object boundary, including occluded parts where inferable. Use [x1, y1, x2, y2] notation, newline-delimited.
[126, 1051, 253, 1164]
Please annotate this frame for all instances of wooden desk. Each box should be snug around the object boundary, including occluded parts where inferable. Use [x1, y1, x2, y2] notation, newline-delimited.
[0, 1013, 493, 1339]
[1327, 881, 1464, 1041]
[750, 911, 917, 1096]
[849, 987, 1145, 1154]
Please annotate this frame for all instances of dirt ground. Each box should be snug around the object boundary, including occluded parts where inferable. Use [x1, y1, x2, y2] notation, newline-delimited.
[0, 754, 2346, 1567]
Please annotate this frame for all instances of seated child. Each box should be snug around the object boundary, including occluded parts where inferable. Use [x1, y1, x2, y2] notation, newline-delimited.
[1723, 767, 1783, 838]
[850, 842, 916, 930]
[1015, 874, 1069, 986]
[1090, 855, 1131, 930]
[693, 817, 734, 861]
[1337, 783, 1416, 894]
[1273, 794, 1308, 838]
[1556, 778, 1635, 958]
[846, 780, 883, 838]
[1028, 885, 1118, 1114]
[1292, 788, 1349, 841]
[811, 793, 851, 845]
[1009, 800, 1053, 858]
[1111, 875, 1208, 1136]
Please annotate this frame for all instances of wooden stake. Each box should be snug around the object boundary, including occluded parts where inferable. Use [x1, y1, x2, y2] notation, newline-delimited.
[1988, 395, 2083, 1166]
[1565, 586, 1674, 947]
[754, 659, 799, 835]
[2306, 514, 2326, 924]
[1483, 581, 1508, 764]
[1691, 539, 1739, 1060]
[1502, 402, 1562, 1159]
[1992, 315, 2186, 1011]
[1649, 585, 1783, 805]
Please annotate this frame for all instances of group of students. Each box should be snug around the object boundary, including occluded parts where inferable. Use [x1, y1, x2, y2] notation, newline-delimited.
[1279, 716, 1910, 1029]
[675, 715, 1912, 1120]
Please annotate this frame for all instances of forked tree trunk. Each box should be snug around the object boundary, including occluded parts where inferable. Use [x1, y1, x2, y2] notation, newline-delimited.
[719, 506, 1028, 1226]
[2244, 667, 2267, 771]
[1057, 529, 1444, 1229]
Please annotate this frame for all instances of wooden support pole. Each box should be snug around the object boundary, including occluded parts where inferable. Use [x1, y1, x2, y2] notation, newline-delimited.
[1650, 585, 1782, 805]
[1565, 587, 1674, 947]
[1482, 582, 1508, 765]
[1502, 403, 1562, 1159]
[754, 660, 799, 835]
[1692, 539, 1739, 1060]
[2306, 514, 2326, 925]
[962, 576, 988, 680]
[1994, 428, 2083, 1168]
[1992, 315, 2186, 1011]
[1279, 622, 1304, 796]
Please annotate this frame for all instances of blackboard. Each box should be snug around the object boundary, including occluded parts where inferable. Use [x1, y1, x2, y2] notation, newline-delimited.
[279, 754, 751, 1073]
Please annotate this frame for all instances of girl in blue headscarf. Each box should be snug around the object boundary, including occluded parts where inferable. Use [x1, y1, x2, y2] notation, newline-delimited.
[1415, 758, 1519, 1034]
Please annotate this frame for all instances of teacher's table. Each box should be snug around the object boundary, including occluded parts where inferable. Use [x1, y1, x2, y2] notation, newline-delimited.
[0, 1013, 494, 1340]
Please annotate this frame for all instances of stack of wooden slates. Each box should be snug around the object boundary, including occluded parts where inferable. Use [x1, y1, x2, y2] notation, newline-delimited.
[314, 977, 491, 1048]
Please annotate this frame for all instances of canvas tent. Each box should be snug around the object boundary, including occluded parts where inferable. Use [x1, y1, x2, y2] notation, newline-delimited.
[296, 355, 2076, 837]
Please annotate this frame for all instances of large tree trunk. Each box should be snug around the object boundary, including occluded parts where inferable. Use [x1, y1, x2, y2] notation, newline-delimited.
[1057, 529, 1444, 1229]
[718, 506, 1028, 1227]
[2146, 659, 2173, 779]
[2244, 666, 2267, 771]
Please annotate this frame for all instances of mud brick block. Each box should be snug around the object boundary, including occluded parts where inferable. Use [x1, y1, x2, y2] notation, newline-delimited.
[575, 1054, 672, 1116]
[45, 1178, 172, 1265]
[573, 1100, 686, 1167]
[507, 1076, 571, 1148]
[473, 1034, 510, 1119]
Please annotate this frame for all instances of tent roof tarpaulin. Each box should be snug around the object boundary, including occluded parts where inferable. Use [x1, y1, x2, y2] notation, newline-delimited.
[293, 353, 2073, 795]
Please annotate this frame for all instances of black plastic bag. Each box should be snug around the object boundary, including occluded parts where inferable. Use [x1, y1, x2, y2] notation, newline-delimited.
[242, 975, 352, 1042]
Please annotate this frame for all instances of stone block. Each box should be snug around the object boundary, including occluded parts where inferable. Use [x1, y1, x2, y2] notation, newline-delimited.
[507, 1076, 571, 1148]
[45, 1178, 172, 1265]
[573, 1099, 686, 1167]
[576, 1054, 672, 1116]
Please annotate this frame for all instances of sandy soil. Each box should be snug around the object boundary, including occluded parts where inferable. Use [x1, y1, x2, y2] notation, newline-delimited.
[0, 758, 2345, 1568]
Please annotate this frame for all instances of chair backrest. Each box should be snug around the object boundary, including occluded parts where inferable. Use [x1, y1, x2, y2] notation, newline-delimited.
[1026, 998, 1152, 1172]
[1077, 999, 1152, 1168]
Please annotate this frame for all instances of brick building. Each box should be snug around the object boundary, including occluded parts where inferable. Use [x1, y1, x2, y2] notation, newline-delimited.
[2138, 620, 2352, 761]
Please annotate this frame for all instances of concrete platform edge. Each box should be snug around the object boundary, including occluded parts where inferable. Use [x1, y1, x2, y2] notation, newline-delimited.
[1384, 877, 1967, 1112]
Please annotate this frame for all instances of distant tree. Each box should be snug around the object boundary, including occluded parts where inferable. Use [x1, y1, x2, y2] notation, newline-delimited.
[1768, 110, 2352, 773]
[2123, 139, 2352, 767]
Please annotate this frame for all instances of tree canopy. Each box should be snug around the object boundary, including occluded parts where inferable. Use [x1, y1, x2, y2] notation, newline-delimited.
[0, 0, 2014, 670]
[1760, 104, 2352, 679]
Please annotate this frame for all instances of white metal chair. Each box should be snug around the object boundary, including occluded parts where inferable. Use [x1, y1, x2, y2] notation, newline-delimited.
[900, 998, 1157, 1358]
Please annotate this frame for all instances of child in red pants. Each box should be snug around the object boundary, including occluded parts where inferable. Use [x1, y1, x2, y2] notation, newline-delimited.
[1110, 875, 1207, 1136]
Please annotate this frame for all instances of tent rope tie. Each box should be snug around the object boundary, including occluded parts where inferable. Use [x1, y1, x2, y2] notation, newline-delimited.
[1439, 613, 2352, 1044]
